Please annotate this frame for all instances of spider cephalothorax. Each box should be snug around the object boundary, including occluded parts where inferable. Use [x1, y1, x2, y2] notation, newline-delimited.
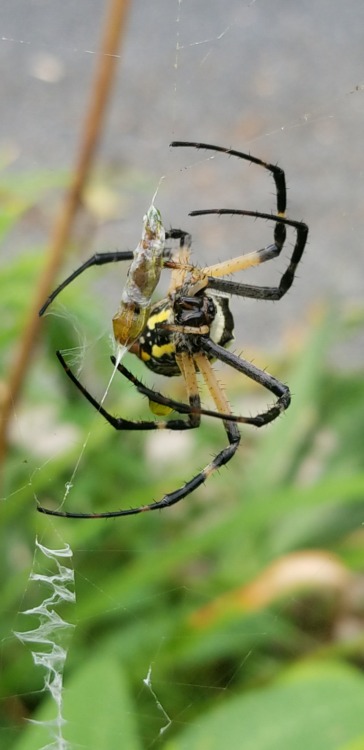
[38, 141, 308, 519]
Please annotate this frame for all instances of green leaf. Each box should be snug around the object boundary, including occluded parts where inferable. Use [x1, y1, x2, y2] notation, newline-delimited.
[12, 653, 141, 750]
[166, 663, 364, 750]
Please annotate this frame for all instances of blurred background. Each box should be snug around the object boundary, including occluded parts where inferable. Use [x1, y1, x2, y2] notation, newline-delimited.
[1, 1, 364, 748]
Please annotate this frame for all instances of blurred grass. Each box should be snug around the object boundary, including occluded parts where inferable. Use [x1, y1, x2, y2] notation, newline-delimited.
[1, 173, 364, 749]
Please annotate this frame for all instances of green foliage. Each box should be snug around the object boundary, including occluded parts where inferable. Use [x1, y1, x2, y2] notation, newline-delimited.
[166, 664, 364, 750]
[1, 175, 364, 749]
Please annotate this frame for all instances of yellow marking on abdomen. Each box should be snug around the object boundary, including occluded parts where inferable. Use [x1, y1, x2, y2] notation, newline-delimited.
[147, 308, 171, 330]
[151, 342, 175, 359]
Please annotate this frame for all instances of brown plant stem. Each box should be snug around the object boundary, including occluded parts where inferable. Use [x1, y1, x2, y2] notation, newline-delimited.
[0, 0, 131, 471]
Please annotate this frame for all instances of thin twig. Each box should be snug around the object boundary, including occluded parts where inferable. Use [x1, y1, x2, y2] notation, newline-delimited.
[0, 0, 131, 471]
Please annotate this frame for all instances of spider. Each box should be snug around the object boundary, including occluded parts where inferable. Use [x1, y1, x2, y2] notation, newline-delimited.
[37, 141, 308, 519]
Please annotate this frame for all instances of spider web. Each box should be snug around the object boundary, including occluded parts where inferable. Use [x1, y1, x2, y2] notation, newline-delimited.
[1, 1, 364, 748]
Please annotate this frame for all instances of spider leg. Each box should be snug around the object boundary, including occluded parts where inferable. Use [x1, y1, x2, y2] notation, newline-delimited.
[37, 348, 242, 519]
[191, 210, 308, 301]
[37, 339, 288, 519]
[48, 351, 201, 432]
[114, 336, 290, 428]
[171, 141, 307, 300]
[108, 352, 203, 422]
[38, 351, 240, 519]
[130, 352, 241, 514]
[170, 141, 287, 214]
[200, 337, 291, 426]
[165, 229, 194, 295]
[110, 356, 281, 426]
[39, 250, 135, 316]
[37, 351, 206, 518]
[128, 353, 241, 516]
[171, 140, 289, 292]
[39, 228, 190, 316]
[165, 228, 191, 244]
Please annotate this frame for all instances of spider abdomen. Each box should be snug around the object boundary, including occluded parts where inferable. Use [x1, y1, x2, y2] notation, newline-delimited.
[136, 298, 179, 376]
[133, 291, 235, 377]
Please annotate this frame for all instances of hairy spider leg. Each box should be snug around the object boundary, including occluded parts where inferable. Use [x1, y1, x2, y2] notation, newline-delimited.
[48, 351, 201, 432]
[116, 337, 291, 431]
[36, 349, 202, 519]
[192, 210, 308, 300]
[37, 330, 292, 519]
[170, 142, 307, 300]
[111, 351, 289, 427]
[170, 141, 287, 214]
[38, 350, 240, 518]
[171, 140, 288, 276]
[200, 338, 291, 426]
[39, 228, 191, 316]
[39, 250, 134, 317]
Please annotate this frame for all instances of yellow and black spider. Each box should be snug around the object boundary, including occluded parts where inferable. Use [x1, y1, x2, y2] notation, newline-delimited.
[38, 141, 308, 519]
